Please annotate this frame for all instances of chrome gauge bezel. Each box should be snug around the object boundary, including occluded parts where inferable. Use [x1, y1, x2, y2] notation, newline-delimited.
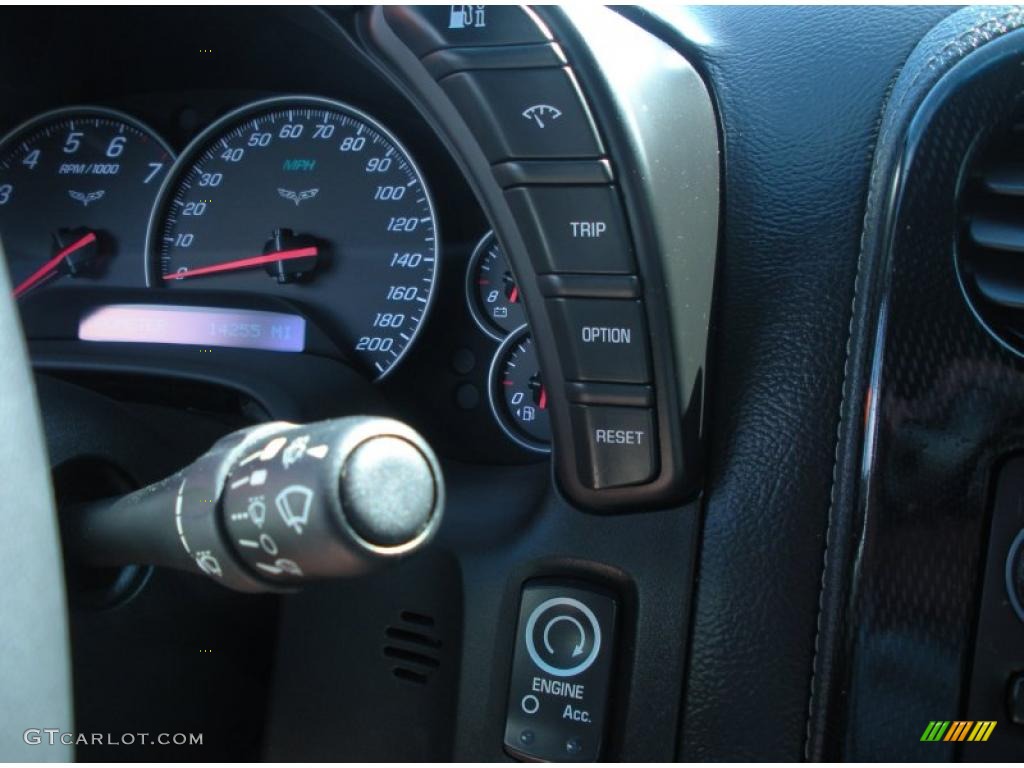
[487, 324, 552, 455]
[142, 94, 441, 382]
[465, 229, 507, 341]
[0, 105, 175, 168]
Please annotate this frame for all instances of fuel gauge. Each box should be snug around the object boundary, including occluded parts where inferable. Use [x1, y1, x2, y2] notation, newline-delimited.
[488, 325, 551, 454]
[466, 230, 527, 339]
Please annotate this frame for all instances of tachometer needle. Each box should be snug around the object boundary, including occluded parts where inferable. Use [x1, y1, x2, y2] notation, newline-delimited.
[165, 246, 318, 281]
[13, 231, 98, 299]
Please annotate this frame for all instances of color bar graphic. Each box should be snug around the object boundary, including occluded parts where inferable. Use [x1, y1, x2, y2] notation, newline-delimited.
[920, 720, 996, 742]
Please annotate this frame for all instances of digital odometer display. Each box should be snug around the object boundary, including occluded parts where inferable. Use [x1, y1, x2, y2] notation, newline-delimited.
[79, 304, 306, 353]
[148, 96, 439, 379]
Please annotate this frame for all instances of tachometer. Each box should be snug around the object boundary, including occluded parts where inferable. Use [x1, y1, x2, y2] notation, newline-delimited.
[147, 96, 439, 380]
[0, 107, 172, 299]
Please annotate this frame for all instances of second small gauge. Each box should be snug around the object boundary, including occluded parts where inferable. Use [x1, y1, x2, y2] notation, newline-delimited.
[488, 326, 551, 454]
[467, 230, 527, 339]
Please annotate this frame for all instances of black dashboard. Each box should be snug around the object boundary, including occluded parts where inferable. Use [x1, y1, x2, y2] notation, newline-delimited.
[3, 4, 1024, 763]
[2, 5, 719, 509]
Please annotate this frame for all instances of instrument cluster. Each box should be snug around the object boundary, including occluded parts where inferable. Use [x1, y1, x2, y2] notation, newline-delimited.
[0, 98, 438, 380]
[0, 6, 547, 465]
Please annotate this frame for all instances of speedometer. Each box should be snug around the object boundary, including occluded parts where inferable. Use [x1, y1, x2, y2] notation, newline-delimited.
[147, 96, 439, 379]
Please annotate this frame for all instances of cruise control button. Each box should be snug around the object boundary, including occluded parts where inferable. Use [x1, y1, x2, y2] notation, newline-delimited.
[384, 6, 550, 56]
[571, 405, 657, 489]
[439, 68, 603, 161]
[547, 299, 651, 383]
[506, 186, 635, 274]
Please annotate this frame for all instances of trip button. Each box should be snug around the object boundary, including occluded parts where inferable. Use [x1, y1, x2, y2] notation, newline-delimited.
[547, 298, 651, 384]
[505, 582, 617, 762]
[506, 185, 635, 274]
[384, 6, 550, 56]
[571, 405, 657, 489]
[439, 68, 603, 162]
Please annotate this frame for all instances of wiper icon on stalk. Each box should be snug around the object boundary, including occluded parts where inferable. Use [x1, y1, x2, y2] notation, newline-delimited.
[277, 188, 319, 207]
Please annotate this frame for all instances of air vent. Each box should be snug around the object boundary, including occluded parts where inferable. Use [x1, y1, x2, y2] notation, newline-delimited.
[383, 610, 442, 685]
[958, 117, 1024, 354]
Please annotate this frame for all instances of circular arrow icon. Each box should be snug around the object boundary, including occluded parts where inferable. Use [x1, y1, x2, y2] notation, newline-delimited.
[543, 615, 586, 658]
[524, 597, 601, 678]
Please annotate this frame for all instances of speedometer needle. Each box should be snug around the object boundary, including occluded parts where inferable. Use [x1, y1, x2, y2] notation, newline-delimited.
[164, 246, 319, 281]
[13, 231, 98, 299]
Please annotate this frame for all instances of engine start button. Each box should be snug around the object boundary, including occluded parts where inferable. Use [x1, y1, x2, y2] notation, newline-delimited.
[504, 582, 617, 762]
[524, 596, 602, 678]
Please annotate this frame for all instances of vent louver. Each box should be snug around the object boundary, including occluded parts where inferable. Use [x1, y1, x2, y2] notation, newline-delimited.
[958, 118, 1024, 353]
[383, 610, 442, 685]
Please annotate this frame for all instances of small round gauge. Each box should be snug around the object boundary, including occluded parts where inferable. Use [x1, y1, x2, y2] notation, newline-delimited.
[488, 325, 551, 453]
[466, 230, 526, 340]
[0, 107, 173, 299]
[148, 96, 438, 380]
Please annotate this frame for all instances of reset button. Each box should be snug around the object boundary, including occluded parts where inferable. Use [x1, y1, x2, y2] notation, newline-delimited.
[571, 405, 657, 489]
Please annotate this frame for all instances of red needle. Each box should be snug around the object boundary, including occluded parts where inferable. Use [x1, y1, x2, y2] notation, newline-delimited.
[164, 246, 318, 281]
[538, 386, 548, 410]
[508, 285, 520, 304]
[13, 231, 98, 299]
